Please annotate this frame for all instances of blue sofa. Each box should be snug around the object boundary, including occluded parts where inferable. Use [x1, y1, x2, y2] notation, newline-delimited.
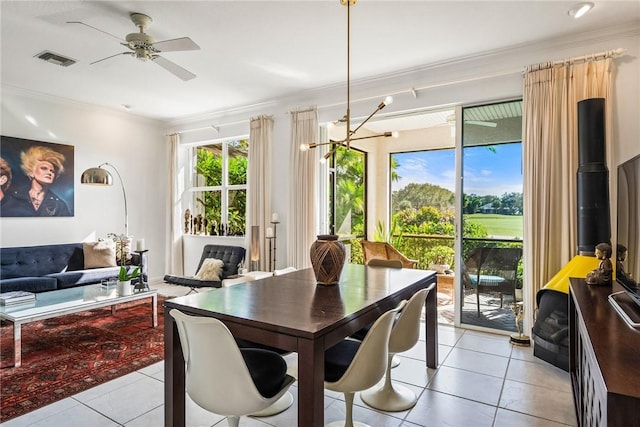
[0, 243, 146, 294]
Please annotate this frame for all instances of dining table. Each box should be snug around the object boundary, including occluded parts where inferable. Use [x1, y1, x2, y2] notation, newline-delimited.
[164, 263, 437, 427]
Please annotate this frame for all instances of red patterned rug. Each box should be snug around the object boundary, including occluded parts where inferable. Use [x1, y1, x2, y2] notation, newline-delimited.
[0, 296, 166, 422]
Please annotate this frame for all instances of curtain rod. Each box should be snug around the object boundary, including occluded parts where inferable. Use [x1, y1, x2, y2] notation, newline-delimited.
[524, 48, 626, 74]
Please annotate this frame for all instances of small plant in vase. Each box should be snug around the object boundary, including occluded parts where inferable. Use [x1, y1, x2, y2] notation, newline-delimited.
[426, 245, 455, 274]
[117, 265, 140, 296]
[118, 265, 140, 282]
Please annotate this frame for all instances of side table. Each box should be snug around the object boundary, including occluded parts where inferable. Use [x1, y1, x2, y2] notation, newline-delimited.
[437, 274, 455, 301]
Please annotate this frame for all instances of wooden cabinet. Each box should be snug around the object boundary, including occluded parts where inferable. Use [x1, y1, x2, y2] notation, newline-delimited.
[569, 278, 640, 427]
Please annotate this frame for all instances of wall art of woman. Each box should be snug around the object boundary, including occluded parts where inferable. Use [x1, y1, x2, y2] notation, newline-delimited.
[2, 146, 70, 216]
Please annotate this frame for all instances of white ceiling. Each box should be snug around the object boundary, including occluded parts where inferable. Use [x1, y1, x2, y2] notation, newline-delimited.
[2, 1, 639, 122]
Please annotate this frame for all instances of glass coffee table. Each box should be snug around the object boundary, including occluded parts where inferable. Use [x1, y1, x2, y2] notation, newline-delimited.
[0, 284, 157, 367]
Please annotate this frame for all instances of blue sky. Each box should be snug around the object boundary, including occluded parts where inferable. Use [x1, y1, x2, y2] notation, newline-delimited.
[391, 143, 523, 196]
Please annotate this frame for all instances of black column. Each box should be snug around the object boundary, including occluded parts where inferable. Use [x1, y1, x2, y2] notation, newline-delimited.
[576, 98, 610, 255]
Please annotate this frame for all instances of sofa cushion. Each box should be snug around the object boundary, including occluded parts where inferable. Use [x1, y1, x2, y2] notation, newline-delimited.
[47, 266, 121, 289]
[0, 243, 84, 279]
[162, 274, 222, 289]
[83, 240, 117, 269]
[0, 276, 58, 293]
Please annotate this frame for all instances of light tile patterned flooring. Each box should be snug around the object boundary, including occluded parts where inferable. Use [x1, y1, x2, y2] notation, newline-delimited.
[1, 322, 576, 427]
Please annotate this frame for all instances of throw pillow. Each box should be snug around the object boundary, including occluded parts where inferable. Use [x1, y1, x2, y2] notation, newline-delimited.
[194, 258, 224, 281]
[83, 240, 117, 269]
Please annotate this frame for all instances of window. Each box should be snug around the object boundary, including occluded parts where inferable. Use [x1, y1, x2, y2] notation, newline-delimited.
[189, 138, 248, 236]
[328, 145, 366, 238]
[390, 148, 456, 269]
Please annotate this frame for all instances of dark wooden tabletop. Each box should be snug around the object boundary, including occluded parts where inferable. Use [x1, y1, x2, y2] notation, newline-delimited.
[165, 265, 435, 341]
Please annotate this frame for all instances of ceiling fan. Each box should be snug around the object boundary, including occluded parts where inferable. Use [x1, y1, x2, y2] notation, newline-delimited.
[68, 12, 200, 81]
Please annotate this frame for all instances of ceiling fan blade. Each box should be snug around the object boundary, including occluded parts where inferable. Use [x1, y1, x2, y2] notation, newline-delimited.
[67, 21, 125, 43]
[466, 120, 497, 128]
[152, 37, 200, 52]
[90, 52, 133, 65]
[152, 56, 196, 81]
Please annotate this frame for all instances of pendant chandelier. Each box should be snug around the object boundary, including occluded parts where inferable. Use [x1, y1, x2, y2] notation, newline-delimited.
[299, 0, 397, 160]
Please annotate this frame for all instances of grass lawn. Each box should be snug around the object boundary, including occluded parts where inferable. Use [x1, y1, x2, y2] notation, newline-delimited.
[465, 214, 523, 239]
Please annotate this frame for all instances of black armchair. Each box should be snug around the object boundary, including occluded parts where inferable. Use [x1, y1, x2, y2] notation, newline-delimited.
[163, 244, 245, 292]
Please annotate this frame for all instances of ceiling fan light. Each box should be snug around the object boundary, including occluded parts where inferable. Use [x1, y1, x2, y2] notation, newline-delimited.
[568, 2, 594, 19]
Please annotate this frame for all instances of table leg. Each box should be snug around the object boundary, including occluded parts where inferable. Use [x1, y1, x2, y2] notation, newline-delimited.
[425, 282, 438, 369]
[13, 322, 22, 368]
[151, 294, 158, 327]
[297, 338, 325, 427]
[165, 307, 186, 427]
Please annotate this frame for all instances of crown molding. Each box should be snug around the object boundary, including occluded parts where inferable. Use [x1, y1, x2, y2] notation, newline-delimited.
[155, 21, 640, 131]
[1, 84, 164, 127]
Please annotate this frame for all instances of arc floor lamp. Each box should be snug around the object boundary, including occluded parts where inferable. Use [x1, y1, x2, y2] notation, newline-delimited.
[80, 162, 128, 237]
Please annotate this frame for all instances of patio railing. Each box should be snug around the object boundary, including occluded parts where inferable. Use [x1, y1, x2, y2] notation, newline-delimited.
[348, 234, 523, 287]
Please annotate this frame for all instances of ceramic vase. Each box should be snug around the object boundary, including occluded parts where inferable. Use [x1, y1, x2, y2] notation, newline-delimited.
[310, 235, 346, 286]
[118, 280, 132, 296]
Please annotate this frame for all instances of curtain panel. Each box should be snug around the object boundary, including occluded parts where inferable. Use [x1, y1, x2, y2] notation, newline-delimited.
[523, 58, 613, 311]
[167, 133, 184, 275]
[288, 108, 319, 269]
[248, 115, 273, 271]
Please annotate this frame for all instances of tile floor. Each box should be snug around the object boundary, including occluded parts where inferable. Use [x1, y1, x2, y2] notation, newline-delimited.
[1, 323, 577, 427]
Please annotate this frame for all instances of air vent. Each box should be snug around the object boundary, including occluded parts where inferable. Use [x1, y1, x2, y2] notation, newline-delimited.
[35, 51, 76, 67]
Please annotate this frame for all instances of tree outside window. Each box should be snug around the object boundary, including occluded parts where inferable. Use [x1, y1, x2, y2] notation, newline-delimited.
[190, 138, 248, 236]
[330, 145, 366, 238]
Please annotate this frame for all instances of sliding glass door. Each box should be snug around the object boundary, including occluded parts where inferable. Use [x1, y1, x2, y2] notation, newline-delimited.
[459, 100, 523, 332]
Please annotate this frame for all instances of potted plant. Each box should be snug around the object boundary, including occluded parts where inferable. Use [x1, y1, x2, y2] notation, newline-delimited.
[117, 265, 140, 296]
[426, 245, 454, 274]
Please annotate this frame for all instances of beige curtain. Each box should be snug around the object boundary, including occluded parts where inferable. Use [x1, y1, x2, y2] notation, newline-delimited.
[288, 108, 318, 268]
[523, 58, 613, 308]
[248, 115, 273, 271]
[167, 133, 183, 275]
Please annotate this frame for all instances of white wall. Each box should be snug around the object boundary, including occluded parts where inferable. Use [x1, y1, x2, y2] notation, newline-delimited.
[1, 89, 168, 281]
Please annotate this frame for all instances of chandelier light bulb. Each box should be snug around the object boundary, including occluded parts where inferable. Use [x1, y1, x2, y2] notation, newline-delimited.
[391, 131, 400, 138]
[300, 143, 310, 151]
[384, 96, 394, 106]
[319, 157, 327, 164]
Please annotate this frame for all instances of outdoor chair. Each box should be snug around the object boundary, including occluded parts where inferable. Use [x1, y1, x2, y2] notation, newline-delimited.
[360, 241, 418, 268]
[462, 247, 522, 315]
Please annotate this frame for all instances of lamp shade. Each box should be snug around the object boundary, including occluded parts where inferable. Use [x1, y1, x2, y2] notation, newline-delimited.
[81, 167, 113, 185]
[80, 163, 128, 237]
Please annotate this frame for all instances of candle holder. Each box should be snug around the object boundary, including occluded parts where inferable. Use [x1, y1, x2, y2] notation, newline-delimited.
[266, 221, 279, 272]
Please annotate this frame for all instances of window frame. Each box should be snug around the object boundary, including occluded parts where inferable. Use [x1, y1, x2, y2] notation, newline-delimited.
[187, 136, 248, 235]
